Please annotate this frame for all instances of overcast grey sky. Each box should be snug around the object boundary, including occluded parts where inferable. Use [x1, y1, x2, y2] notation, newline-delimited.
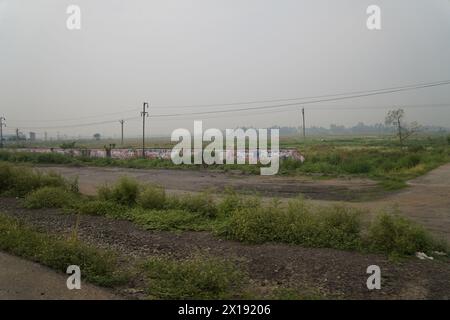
[1, 0, 450, 138]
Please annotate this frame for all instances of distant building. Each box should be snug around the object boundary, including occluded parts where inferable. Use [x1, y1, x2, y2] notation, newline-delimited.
[29, 132, 36, 141]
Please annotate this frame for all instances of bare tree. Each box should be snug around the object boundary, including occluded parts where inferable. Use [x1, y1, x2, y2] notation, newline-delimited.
[385, 109, 420, 146]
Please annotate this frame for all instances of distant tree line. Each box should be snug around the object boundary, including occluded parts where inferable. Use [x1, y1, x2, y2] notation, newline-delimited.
[263, 122, 448, 136]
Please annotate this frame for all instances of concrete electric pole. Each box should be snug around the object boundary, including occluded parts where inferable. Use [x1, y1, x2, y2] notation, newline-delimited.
[119, 119, 125, 146]
[141, 102, 149, 158]
[0, 117, 5, 148]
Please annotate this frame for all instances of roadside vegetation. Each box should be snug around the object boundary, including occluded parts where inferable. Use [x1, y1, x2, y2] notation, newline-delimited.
[0, 213, 252, 299]
[143, 255, 247, 299]
[0, 135, 448, 191]
[1, 162, 447, 258]
[0, 214, 127, 287]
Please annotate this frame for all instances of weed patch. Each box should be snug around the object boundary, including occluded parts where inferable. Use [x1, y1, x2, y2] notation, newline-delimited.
[0, 214, 128, 287]
[143, 255, 246, 299]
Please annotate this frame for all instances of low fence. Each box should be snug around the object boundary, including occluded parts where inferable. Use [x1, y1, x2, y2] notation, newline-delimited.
[3, 147, 305, 162]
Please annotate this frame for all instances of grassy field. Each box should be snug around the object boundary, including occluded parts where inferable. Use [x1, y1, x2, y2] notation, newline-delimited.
[1, 162, 447, 257]
[1, 135, 449, 190]
[1, 161, 449, 299]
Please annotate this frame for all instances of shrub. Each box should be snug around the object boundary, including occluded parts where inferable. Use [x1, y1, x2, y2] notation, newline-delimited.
[221, 197, 362, 250]
[366, 212, 447, 256]
[167, 192, 218, 218]
[217, 189, 247, 216]
[0, 214, 127, 287]
[130, 208, 211, 231]
[24, 186, 78, 209]
[143, 255, 246, 299]
[97, 177, 139, 206]
[342, 161, 371, 174]
[399, 154, 421, 169]
[74, 200, 127, 218]
[0, 162, 69, 197]
[137, 185, 166, 210]
[97, 184, 114, 201]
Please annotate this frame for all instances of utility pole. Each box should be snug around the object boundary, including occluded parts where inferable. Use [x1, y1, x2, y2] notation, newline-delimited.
[119, 120, 125, 146]
[301, 107, 306, 140]
[0, 117, 5, 148]
[141, 102, 149, 158]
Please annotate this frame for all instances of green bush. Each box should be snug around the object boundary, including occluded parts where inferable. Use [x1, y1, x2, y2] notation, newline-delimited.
[97, 177, 139, 206]
[366, 212, 447, 256]
[137, 185, 166, 210]
[217, 189, 244, 216]
[0, 162, 70, 197]
[130, 208, 211, 231]
[24, 186, 78, 209]
[221, 198, 362, 250]
[167, 192, 218, 218]
[74, 200, 127, 218]
[399, 154, 421, 169]
[0, 214, 127, 287]
[143, 255, 246, 299]
[342, 161, 371, 174]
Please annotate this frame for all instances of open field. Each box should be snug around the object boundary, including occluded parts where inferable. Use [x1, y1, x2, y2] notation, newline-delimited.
[30, 162, 450, 243]
[2, 135, 449, 191]
[1, 155, 450, 299]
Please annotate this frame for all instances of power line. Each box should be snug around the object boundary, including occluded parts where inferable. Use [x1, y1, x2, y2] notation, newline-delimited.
[8, 103, 450, 129]
[150, 81, 450, 118]
[9, 79, 450, 125]
[7, 80, 450, 129]
[148, 79, 450, 109]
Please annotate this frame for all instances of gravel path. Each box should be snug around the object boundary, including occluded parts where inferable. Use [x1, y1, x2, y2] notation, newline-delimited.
[1, 198, 449, 299]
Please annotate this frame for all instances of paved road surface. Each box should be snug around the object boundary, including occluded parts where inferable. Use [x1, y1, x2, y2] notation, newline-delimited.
[0, 252, 117, 300]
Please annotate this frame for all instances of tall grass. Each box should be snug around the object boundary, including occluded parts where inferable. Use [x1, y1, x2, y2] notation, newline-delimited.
[220, 197, 363, 250]
[143, 255, 246, 299]
[97, 176, 140, 206]
[0, 214, 128, 287]
[24, 186, 79, 209]
[1, 163, 447, 257]
[366, 211, 448, 256]
[0, 162, 75, 197]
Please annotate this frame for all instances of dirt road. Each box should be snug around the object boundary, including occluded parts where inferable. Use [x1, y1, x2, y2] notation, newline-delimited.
[1, 199, 449, 300]
[38, 165, 380, 201]
[38, 164, 450, 242]
[0, 251, 117, 300]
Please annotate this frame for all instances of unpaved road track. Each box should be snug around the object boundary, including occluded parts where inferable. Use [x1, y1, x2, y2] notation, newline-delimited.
[38, 165, 380, 201]
[1, 199, 449, 300]
[1, 164, 448, 300]
[0, 252, 117, 300]
[355, 164, 450, 243]
[39, 164, 450, 242]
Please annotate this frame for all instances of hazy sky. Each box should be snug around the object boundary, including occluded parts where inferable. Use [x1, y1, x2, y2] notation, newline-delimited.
[1, 0, 450, 138]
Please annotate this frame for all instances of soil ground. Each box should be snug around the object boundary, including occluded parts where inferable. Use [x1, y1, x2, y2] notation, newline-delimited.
[37, 165, 381, 201]
[38, 164, 450, 242]
[1, 164, 449, 299]
[1, 197, 449, 300]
